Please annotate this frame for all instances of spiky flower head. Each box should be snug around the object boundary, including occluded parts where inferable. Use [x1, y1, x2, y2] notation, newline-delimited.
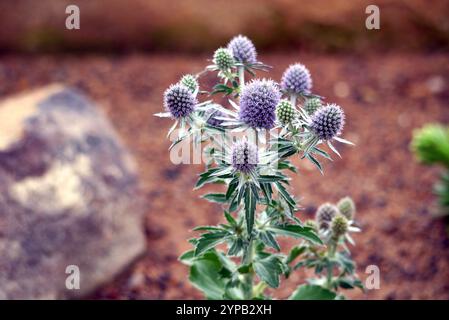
[337, 196, 356, 220]
[281, 63, 312, 94]
[331, 215, 348, 239]
[304, 97, 322, 115]
[179, 74, 198, 93]
[227, 35, 257, 64]
[231, 139, 259, 173]
[205, 108, 224, 127]
[276, 100, 296, 125]
[239, 79, 281, 129]
[213, 48, 235, 70]
[316, 203, 339, 230]
[310, 104, 345, 141]
[164, 84, 197, 119]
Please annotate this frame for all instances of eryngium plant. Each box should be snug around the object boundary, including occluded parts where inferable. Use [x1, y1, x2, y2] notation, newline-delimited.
[156, 35, 361, 300]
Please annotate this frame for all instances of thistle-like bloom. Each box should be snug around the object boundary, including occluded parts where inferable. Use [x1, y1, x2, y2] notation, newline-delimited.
[227, 35, 257, 64]
[281, 63, 312, 94]
[163, 84, 198, 119]
[337, 196, 356, 220]
[316, 203, 339, 230]
[304, 97, 322, 115]
[276, 100, 296, 125]
[310, 104, 345, 141]
[239, 79, 281, 129]
[213, 48, 235, 71]
[205, 109, 224, 127]
[231, 140, 259, 173]
[180, 74, 198, 93]
[331, 215, 349, 239]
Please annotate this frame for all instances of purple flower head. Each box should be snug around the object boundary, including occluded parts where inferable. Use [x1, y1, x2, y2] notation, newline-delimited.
[231, 140, 259, 173]
[315, 203, 338, 231]
[310, 104, 345, 140]
[239, 79, 281, 129]
[164, 84, 198, 119]
[205, 108, 224, 127]
[227, 35, 257, 64]
[281, 63, 312, 94]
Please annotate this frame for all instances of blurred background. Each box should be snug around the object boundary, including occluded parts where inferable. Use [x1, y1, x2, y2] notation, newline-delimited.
[0, 0, 449, 299]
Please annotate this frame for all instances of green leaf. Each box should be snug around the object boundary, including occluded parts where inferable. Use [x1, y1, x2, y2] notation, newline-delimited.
[268, 225, 322, 244]
[253, 256, 283, 288]
[285, 246, 306, 265]
[195, 232, 230, 256]
[179, 250, 195, 265]
[259, 231, 280, 251]
[226, 178, 239, 200]
[275, 182, 296, 208]
[258, 174, 286, 183]
[189, 252, 227, 299]
[244, 186, 256, 235]
[305, 154, 323, 175]
[289, 284, 337, 300]
[224, 210, 237, 226]
[195, 168, 221, 189]
[202, 193, 228, 203]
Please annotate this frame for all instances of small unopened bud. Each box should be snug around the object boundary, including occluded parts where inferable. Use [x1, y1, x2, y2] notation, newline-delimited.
[331, 215, 348, 239]
[213, 48, 234, 70]
[337, 196, 356, 220]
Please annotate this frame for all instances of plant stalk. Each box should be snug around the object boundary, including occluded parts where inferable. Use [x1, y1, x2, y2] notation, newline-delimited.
[242, 237, 254, 299]
[238, 66, 245, 93]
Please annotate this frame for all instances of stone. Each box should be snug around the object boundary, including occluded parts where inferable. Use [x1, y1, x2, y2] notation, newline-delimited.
[0, 84, 146, 299]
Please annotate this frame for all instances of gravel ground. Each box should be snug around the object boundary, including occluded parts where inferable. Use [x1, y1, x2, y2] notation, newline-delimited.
[0, 52, 448, 299]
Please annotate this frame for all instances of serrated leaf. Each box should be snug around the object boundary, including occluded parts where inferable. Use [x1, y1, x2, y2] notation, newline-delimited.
[268, 225, 322, 244]
[202, 193, 228, 203]
[259, 231, 281, 251]
[253, 256, 283, 288]
[195, 232, 230, 256]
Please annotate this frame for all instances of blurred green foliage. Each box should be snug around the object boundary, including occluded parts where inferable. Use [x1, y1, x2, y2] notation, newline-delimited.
[412, 124, 449, 216]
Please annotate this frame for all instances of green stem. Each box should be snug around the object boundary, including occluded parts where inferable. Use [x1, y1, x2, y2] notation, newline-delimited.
[242, 238, 254, 299]
[325, 242, 336, 289]
[238, 66, 245, 93]
[290, 94, 297, 108]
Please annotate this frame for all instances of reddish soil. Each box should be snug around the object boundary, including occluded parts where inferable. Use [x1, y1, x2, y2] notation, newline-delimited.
[0, 53, 448, 299]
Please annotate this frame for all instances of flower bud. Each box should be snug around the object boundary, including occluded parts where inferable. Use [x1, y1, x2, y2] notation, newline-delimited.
[337, 196, 356, 220]
[213, 48, 234, 70]
[331, 215, 348, 239]
[276, 100, 296, 125]
[180, 74, 198, 93]
[304, 97, 322, 116]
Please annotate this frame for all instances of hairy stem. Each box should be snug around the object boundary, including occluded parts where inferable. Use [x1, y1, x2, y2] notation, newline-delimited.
[325, 241, 337, 289]
[238, 66, 245, 92]
[290, 94, 297, 108]
[242, 238, 254, 299]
